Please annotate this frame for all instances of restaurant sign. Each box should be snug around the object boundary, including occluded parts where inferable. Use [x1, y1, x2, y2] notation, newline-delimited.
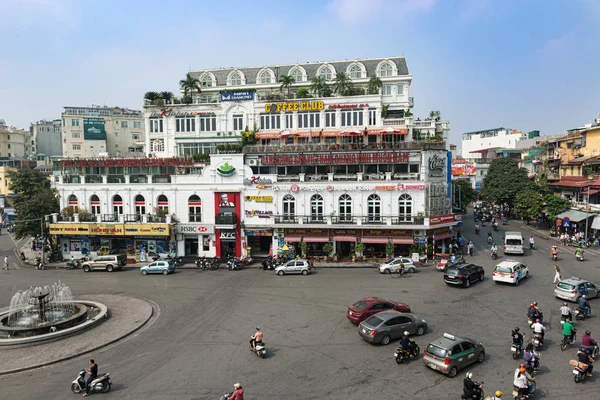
[123, 224, 170, 236]
[244, 195, 273, 203]
[265, 101, 324, 113]
[244, 210, 273, 218]
[429, 214, 455, 226]
[261, 152, 409, 166]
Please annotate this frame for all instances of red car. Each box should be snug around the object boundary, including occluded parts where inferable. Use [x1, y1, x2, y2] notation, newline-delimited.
[347, 297, 411, 324]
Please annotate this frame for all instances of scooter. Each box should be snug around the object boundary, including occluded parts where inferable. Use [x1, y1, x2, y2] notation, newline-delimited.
[511, 341, 523, 360]
[551, 253, 558, 261]
[487, 235, 493, 244]
[34, 256, 44, 270]
[70, 369, 111, 394]
[227, 257, 243, 271]
[576, 252, 585, 262]
[493, 223, 499, 231]
[512, 382, 536, 399]
[460, 381, 483, 400]
[532, 332, 543, 351]
[65, 259, 82, 269]
[571, 359, 590, 383]
[491, 249, 498, 260]
[560, 334, 577, 351]
[575, 308, 591, 321]
[394, 339, 420, 364]
[250, 340, 267, 358]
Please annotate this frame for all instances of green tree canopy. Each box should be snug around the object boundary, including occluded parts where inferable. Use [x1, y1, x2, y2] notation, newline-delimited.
[332, 72, 353, 95]
[481, 158, 532, 206]
[367, 75, 382, 95]
[543, 194, 571, 222]
[278, 74, 295, 98]
[452, 179, 475, 211]
[179, 73, 201, 99]
[8, 169, 59, 239]
[515, 189, 543, 223]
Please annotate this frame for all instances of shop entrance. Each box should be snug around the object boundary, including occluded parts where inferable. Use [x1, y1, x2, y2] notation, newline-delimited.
[220, 240, 235, 258]
[185, 238, 199, 256]
[247, 236, 271, 256]
[335, 241, 354, 260]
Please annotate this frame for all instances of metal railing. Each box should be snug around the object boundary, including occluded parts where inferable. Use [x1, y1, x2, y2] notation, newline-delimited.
[331, 216, 358, 224]
[107, 174, 126, 184]
[130, 175, 149, 184]
[215, 214, 236, 225]
[101, 214, 118, 222]
[274, 216, 299, 224]
[148, 214, 166, 223]
[79, 213, 97, 222]
[277, 175, 300, 182]
[391, 216, 424, 225]
[152, 175, 172, 184]
[361, 216, 384, 225]
[243, 141, 445, 154]
[124, 214, 141, 223]
[301, 216, 326, 224]
[85, 175, 103, 184]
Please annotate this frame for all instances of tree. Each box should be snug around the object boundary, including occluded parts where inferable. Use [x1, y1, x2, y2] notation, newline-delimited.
[429, 110, 441, 121]
[179, 73, 201, 100]
[543, 194, 571, 222]
[144, 91, 162, 105]
[404, 109, 413, 117]
[515, 189, 543, 224]
[367, 75, 382, 95]
[310, 76, 327, 97]
[278, 74, 295, 98]
[332, 72, 352, 95]
[159, 91, 174, 103]
[452, 179, 475, 211]
[296, 88, 311, 98]
[8, 169, 59, 239]
[481, 158, 532, 206]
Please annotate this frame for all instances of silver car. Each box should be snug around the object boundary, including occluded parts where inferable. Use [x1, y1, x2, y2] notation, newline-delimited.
[554, 277, 600, 302]
[275, 260, 312, 276]
[358, 310, 427, 345]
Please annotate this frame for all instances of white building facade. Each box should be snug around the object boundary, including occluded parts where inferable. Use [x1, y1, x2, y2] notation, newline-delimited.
[31, 119, 62, 156]
[461, 128, 527, 159]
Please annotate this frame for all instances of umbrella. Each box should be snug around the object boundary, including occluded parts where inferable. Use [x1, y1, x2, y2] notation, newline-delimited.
[379, 126, 402, 134]
[342, 128, 362, 135]
[280, 129, 295, 137]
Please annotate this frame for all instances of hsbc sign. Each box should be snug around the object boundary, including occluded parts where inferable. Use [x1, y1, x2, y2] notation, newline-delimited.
[176, 224, 214, 234]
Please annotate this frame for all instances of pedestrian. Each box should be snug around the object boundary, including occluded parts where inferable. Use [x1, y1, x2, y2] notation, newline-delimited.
[31, 237, 36, 251]
[468, 241, 474, 256]
[553, 265, 562, 284]
[2, 255, 8, 270]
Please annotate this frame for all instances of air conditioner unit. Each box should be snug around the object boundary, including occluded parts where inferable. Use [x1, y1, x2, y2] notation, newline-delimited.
[413, 230, 423, 237]
[248, 159, 259, 166]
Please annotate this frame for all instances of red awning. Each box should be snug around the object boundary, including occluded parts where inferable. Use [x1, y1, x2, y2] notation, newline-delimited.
[434, 233, 453, 240]
[284, 236, 301, 242]
[392, 238, 414, 244]
[378, 127, 409, 135]
[333, 236, 357, 242]
[321, 131, 340, 137]
[303, 237, 330, 243]
[280, 129, 296, 137]
[341, 128, 363, 135]
[361, 237, 388, 244]
[256, 133, 280, 139]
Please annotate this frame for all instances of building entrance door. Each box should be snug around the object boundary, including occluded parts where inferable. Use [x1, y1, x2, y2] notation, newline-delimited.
[185, 238, 198, 256]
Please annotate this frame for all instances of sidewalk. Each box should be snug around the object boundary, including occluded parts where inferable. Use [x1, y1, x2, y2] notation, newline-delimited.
[510, 220, 600, 256]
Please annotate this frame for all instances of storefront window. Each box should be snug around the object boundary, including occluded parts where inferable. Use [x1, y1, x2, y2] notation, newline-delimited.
[310, 194, 324, 222]
[367, 194, 381, 222]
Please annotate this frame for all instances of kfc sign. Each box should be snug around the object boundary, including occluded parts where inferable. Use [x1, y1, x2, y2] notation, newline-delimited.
[429, 214, 455, 226]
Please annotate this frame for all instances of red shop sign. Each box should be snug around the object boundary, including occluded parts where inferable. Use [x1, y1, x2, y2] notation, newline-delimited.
[429, 214, 455, 226]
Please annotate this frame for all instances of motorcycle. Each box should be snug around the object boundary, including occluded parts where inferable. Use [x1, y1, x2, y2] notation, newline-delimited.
[491, 250, 498, 260]
[262, 257, 275, 270]
[493, 223, 499, 231]
[512, 382, 536, 399]
[240, 257, 253, 267]
[227, 257, 243, 271]
[487, 235, 493, 244]
[551, 253, 558, 261]
[70, 369, 111, 394]
[250, 339, 267, 358]
[527, 316, 534, 329]
[575, 308, 591, 321]
[65, 259, 81, 269]
[560, 334, 577, 351]
[167, 255, 184, 267]
[511, 342, 523, 360]
[571, 359, 590, 383]
[475, 227, 480, 235]
[220, 394, 232, 400]
[461, 381, 484, 400]
[532, 332, 543, 351]
[576, 252, 585, 262]
[34, 256, 44, 270]
[394, 339, 420, 364]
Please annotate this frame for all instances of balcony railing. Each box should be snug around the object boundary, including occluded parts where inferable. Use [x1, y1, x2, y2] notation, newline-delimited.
[79, 213, 97, 222]
[101, 214, 118, 222]
[243, 141, 445, 154]
[148, 214, 166, 223]
[107, 174, 126, 184]
[272, 215, 429, 225]
[306, 174, 329, 182]
[215, 214, 236, 225]
[392, 216, 425, 225]
[57, 214, 75, 222]
[124, 214, 141, 223]
[361, 216, 384, 225]
[363, 173, 387, 181]
[130, 175, 148, 184]
[333, 174, 358, 181]
[331, 216, 358, 224]
[85, 175, 103, 184]
[274, 216, 299, 224]
[302, 216, 326, 224]
[152, 175, 172, 184]
[382, 118, 409, 126]
[277, 175, 300, 182]
[63, 175, 81, 183]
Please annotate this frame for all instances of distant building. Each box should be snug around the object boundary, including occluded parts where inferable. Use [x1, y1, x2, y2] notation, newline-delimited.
[0, 119, 33, 158]
[31, 119, 62, 156]
[462, 128, 528, 159]
[61, 106, 145, 158]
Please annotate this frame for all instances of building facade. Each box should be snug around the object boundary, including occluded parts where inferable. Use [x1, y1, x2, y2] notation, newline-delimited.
[61, 106, 145, 158]
[0, 120, 32, 158]
[461, 128, 527, 159]
[31, 119, 62, 156]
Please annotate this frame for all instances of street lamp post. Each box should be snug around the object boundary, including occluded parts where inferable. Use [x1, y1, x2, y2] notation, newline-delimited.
[585, 185, 590, 242]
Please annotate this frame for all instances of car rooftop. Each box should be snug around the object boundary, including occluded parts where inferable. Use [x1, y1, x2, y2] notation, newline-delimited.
[560, 277, 588, 284]
[495, 260, 521, 267]
[430, 333, 472, 348]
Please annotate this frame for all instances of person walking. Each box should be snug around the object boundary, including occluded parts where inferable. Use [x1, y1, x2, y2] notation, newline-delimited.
[468, 242, 474, 257]
[553, 265, 562, 284]
[2, 255, 8, 270]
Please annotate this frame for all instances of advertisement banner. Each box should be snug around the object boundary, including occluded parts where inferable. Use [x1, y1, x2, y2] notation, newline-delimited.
[220, 91, 254, 101]
[176, 224, 214, 234]
[90, 224, 124, 236]
[83, 118, 107, 140]
[123, 224, 170, 236]
[49, 224, 90, 235]
[451, 164, 476, 176]
[429, 214, 455, 226]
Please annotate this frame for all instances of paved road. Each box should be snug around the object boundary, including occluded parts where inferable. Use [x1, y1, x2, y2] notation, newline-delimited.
[1, 217, 600, 400]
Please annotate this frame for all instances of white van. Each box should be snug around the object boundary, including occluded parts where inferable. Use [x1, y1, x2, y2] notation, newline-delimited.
[504, 232, 525, 255]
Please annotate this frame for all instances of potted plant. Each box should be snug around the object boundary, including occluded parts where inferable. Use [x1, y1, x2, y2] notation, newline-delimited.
[355, 241, 366, 262]
[322, 242, 334, 262]
[300, 241, 308, 258]
[386, 242, 395, 259]
[333, 253, 339, 262]
[60, 206, 76, 222]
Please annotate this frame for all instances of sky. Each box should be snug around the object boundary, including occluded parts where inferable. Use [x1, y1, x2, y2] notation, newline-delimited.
[1, 0, 599, 147]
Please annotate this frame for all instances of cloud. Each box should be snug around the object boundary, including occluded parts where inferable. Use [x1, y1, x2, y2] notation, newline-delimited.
[329, 0, 438, 23]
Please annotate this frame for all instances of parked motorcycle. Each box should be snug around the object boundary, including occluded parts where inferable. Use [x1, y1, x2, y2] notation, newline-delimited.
[227, 256, 243, 271]
[167, 255, 184, 266]
[394, 339, 420, 364]
[250, 339, 267, 358]
[560, 334, 577, 351]
[65, 259, 81, 269]
[70, 369, 111, 394]
[262, 257, 275, 270]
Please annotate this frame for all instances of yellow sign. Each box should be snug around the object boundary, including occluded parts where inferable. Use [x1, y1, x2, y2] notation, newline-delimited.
[122, 224, 170, 236]
[265, 101, 324, 113]
[49, 224, 90, 235]
[244, 195, 273, 203]
[90, 224, 125, 236]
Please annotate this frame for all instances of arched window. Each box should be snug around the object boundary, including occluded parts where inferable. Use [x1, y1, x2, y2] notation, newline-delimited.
[339, 194, 352, 222]
[367, 194, 381, 223]
[112, 194, 123, 217]
[348, 64, 362, 79]
[398, 194, 413, 222]
[200, 73, 213, 87]
[134, 194, 146, 215]
[67, 194, 78, 212]
[379, 62, 393, 77]
[282, 194, 295, 222]
[188, 195, 202, 222]
[310, 194, 324, 222]
[90, 194, 100, 215]
[157, 194, 168, 213]
[319, 66, 333, 81]
[230, 71, 242, 86]
[151, 139, 164, 153]
[289, 67, 303, 82]
[259, 70, 272, 84]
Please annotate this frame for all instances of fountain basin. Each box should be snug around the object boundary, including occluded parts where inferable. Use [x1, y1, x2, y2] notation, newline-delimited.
[0, 302, 89, 337]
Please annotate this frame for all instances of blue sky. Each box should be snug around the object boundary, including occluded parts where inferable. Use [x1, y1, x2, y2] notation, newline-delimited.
[1, 0, 599, 146]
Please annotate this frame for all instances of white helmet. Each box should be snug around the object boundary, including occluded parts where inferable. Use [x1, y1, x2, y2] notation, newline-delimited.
[404, 331, 409, 336]
[466, 372, 473, 379]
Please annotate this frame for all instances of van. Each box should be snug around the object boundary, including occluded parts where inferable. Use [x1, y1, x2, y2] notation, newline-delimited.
[504, 232, 524, 255]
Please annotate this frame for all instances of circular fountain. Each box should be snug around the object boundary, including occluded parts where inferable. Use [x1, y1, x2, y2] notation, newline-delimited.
[0, 281, 108, 345]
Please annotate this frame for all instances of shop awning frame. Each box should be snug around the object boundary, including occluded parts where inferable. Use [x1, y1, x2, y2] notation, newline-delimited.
[433, 233, 453, 241]
[284, 236, 301, 242]
[303, 237, 330, 243]
[360, 237, 388, 244]
[556, 209, 594, 223]
[333, 236, 357, 242]
[591, 216, 600, 230]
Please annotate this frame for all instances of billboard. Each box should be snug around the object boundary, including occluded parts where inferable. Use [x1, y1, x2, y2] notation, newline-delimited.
[220, 91, 254, 101]
[451, 164, 476, 176]
[83, 118, 107, 140]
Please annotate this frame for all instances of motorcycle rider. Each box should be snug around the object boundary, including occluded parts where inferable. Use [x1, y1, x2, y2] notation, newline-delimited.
[513, 363, 535, 397]
[575, 245, 584, 258]
[511, 327, 524, 349]
[578, 295, 591, 317]
[491, 390, 503, 400]
[487, 231, 493, 242]
[475, 223, 480, 234]
[577, 347, 594, 376]
[83, 359, 98, 397]
[490, 243, 498, 257]
[527, 303, 543, 323]
[562, 318, 576, 343]
[523, 343, 539, 371]
[463, 371, 479, 399]
[582, 330, 598, 356]
[227, 383, 245, 400]
[529, 236, 535, 249]
[531, 318, 545, 344]
[560, 302, 572, 321]
[550, 245, 558, 259]
[399, 331, 412, 355]
[532, 302, 543, 322]
[250, 327, 263, 351]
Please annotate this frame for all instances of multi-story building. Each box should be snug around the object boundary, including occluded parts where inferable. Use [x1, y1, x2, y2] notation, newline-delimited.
[0, 119, 32, 158]
[31, 119, 62, 156]
[462, 128, 529, 159]
[61, 106, 145, 158]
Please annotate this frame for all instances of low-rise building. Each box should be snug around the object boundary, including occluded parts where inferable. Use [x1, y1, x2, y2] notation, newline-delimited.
[31, 119, 62, 156]
[0, 119, 33, 158]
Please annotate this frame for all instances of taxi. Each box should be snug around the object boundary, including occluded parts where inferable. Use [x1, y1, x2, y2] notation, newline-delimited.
[492, 260, 529, 285]
[422, 333, 485, 378]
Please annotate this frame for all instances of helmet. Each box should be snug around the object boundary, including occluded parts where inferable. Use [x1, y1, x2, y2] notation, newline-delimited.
[519, 363, 526, 367]
[465, 372, 473, 379]
[536, 318, 540, 323]
[495, 391, 503, 397]
[256, 327, 260, 330]
[583, 295, 587, 299]
[585, 330, 591, 335]
[533, 302, 537, 306]
[403, 331, 409, 336]
[514, 327, 520, 332]
[564, 302, 567, 306]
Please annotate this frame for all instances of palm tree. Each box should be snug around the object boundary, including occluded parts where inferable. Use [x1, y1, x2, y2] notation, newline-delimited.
[278, 74, 295, 98]
[159, 91, 174, 104]
[144, 91, 161, 104]
[310, 76, 327, 97]
[404, 109, 413, 118]
[367, 75, 382, 95]
[332, 72, 352, 95]
[179, 73, 201, 100]
[429, 110, 441, 121]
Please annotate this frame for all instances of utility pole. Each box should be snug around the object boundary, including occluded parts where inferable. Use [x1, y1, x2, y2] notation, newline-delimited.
[585, 185, 590, 241]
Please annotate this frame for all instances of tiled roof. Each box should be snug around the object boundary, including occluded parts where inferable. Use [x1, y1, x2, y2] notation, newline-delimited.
[188, 57, 409, 87]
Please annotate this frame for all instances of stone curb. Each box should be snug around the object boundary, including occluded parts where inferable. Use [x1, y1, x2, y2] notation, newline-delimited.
[0, 297, 158, 376]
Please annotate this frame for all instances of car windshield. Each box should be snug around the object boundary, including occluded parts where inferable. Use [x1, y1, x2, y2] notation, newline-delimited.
[557, 282, 576, 290]
[363, 316, 384, 327]
[506, 239, 522, 245]
[426, 344, 447, 358]
[352, 301, 368, 310]
[445, 268, 461, 276]
[495, 266, 512, 272]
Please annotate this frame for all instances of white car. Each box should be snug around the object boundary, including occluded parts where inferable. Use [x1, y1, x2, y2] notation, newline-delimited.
[275, 260, 312, 276]
[492, 260, 529, 285]
[379, 257, 416, 274]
